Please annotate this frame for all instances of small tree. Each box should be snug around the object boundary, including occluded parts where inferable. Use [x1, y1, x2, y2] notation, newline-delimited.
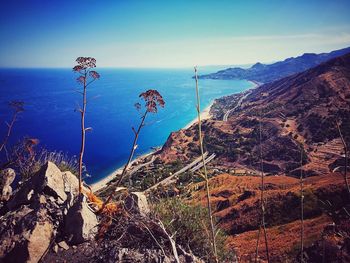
[0, 101, 24, 160]
[8, 137, 40, 179]
[102, 89, 165, 208]
[73, 57, 100, 194]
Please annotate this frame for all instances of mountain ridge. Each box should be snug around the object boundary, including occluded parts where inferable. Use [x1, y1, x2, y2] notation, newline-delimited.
[198, 46, 350, 83]
[151, 51, 350, 262]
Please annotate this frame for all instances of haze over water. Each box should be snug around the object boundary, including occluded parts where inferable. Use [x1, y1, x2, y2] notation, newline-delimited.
[0, 68, 253, 183]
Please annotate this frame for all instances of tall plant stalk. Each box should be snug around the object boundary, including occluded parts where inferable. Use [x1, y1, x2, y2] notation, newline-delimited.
[73, 57, 100, 194]
[78, 71, 87, 194]
[255, 106, 270, 263]
[101, 89, 164, 210]
[194, 67, 218, 263]
[300, 145, 304, 263]
[103, 110, 148, 207]
[0, 101, 24, 155]
[336, 120, 350, 196]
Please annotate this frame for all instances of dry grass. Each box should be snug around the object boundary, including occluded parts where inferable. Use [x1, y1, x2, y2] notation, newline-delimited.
[189, 172, 347, 261]
[227, 215, 331, 262]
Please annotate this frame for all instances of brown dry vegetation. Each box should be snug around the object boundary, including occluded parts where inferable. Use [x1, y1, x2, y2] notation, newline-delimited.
[158, 54, 350, 178]
[149, 54, 350, 261]
[189, 172, 347, 261]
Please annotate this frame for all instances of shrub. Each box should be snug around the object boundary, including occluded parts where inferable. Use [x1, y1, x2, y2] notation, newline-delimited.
[152, 197, 235, 262]
[8, 138, 79, 180]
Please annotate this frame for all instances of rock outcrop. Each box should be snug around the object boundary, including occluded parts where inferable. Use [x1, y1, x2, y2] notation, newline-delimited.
[0, 162, 204, 263]
[0, 168, 16, 201]
[124, 192, 150, 217]
[64, 195, 98, 244]
[0, 162, 95, 263]
[0, 206, 54, 263]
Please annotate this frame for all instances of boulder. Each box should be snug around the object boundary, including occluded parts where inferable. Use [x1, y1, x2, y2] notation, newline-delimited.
[65, 195, 98, 244]
[0, 206, 54, 263]
[8, 162, 79, 211]
[0, 162, 99, 261]
[0, 168, 16, 201]
[124, 192, 150, 217]
[58, 241, 69, 251]
[37, 162, 67, 203]
[61, 171, 79, 211]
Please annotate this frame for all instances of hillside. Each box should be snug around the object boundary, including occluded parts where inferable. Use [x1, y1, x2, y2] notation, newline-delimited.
[124, 53, 350, 262]
[190, 172, 348, 262]
[198, 46, 350, 83]
[52, 51, 350, 262]
[159, 53, 350, 177]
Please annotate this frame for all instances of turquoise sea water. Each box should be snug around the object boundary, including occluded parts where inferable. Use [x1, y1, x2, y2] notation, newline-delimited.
[0, 68, 253, 183]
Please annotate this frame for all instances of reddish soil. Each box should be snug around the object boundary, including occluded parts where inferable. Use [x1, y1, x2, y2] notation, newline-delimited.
[190, 172, 348, 262]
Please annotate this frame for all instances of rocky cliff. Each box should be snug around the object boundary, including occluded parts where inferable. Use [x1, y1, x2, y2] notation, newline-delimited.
[0, 162, 203, 263]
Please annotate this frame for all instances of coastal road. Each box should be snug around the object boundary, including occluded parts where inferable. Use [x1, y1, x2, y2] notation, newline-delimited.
[144, 152, 216, 193]
[189, 153, 216, 172]
[91, 154, 156, 192]
[129, 156, 155, 175]
[223, 90, 253, 121]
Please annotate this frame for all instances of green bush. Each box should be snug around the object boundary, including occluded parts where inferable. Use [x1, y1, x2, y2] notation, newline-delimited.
[152, 197, 235, 262]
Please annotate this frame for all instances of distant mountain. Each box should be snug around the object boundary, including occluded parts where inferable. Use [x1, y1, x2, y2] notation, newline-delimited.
[156, 52, 350, 261]
[198, 46, 350, 83]
[100, 52, 350, 262]
[162, 52, 350, 176]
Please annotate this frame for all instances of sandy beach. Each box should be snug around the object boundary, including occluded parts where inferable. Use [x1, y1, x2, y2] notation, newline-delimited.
[90, 82, 259, 193]
[90, 102, 214, 192]
[91, 151, 154, 192]
[183, 101, 213, 129]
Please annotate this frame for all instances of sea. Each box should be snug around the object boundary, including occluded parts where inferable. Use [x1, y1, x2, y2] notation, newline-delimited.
[0, 68, 253, 184]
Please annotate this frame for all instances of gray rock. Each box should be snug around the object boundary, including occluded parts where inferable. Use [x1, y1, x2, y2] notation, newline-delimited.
[62, 171, 79, 210]
[124, 192, 150, 217]
[0, 162, 98, 262]
[39, 162, 67, 203]
[0, 168, 16, 201]
[8, 162, 80, 211]
[0, 206, 54, 263]
[65, 195, 98, 244]
[52, 244, 58, 253]
[114, 248, 172, 263]
[58, 241, 69, 250]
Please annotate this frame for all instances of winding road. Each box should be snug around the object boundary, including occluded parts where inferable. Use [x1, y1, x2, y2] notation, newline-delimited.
[129, 156, 155, 175]
[223, 89, 253, 121]
[144, 152, 216, 193]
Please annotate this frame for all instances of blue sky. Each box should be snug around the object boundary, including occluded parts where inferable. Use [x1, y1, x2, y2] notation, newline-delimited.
[1, 0, 350, 67]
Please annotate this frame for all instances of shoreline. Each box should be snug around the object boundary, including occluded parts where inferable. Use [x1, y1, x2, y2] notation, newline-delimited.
[183, 102, 213, 129]
[91, 81, 258, 192]
[91, 151, 154, 192]
[90, 102, 214, 192]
